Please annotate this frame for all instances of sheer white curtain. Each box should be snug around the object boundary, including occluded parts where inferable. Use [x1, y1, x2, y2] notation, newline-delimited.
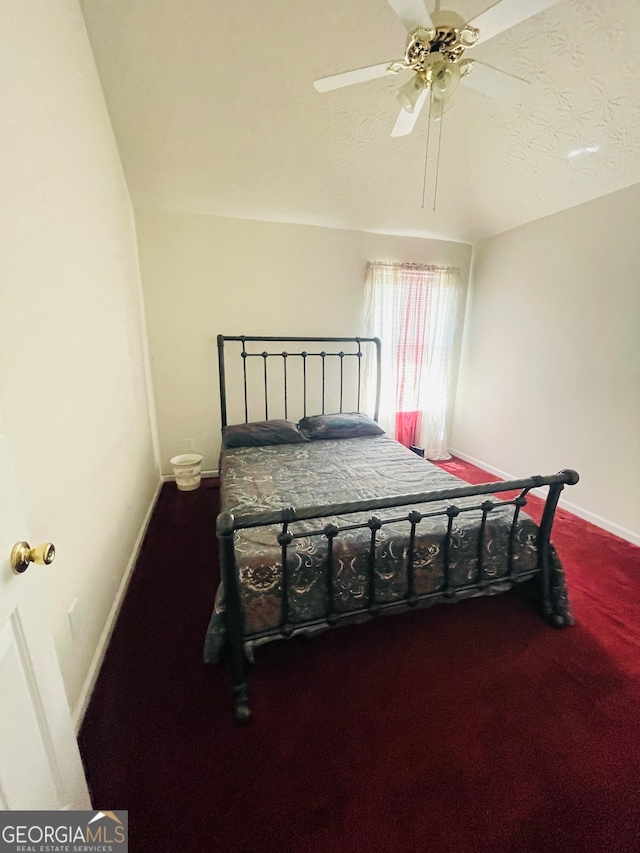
[364, 261, 462, 460]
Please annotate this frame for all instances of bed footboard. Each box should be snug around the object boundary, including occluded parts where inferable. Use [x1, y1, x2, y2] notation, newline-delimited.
[216, 468, 579, 723]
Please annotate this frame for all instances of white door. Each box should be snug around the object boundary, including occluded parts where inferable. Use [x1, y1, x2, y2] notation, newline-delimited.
[0, 433, 91, 811]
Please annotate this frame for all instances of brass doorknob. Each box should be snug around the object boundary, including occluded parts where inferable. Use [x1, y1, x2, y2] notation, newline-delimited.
[11, 541, 56, 574]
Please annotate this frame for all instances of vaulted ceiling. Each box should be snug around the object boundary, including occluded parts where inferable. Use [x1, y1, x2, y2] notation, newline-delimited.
[81, 0, 640, 243]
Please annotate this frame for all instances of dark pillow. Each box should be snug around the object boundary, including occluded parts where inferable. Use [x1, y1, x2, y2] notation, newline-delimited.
[298, 412, 384, 440]
[223, 419, 307, 448]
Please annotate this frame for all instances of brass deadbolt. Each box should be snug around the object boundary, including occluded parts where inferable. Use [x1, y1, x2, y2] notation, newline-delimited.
[11, 541, 56, 574]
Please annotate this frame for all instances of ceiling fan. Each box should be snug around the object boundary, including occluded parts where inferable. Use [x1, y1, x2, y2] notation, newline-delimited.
[313, 0, 563, 137]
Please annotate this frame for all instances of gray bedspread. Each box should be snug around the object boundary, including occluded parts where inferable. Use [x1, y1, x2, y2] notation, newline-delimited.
[204, 435, 569, 662]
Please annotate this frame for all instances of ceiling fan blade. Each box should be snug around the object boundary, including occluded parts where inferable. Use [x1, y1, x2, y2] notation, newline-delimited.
[391, 87, 429, 137]
[314, 61, 398, 93]
[460, 60, 530, 103]
[468, 0, 562, 45]
[387, 0, 433, 33]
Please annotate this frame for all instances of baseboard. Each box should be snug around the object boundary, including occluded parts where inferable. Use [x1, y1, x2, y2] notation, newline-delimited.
[72, 478, 163, 733]
[449, 448, 640, 547]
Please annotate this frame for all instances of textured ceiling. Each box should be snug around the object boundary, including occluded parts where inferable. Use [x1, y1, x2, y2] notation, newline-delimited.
[81, 0, 640, 243]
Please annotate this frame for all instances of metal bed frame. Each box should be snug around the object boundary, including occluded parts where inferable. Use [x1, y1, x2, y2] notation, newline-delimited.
[214, 335, 578, 722]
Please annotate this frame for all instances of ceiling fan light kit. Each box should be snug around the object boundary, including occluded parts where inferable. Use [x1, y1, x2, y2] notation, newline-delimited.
[396, 73, 427, 113]
[431, 58, 462, 101]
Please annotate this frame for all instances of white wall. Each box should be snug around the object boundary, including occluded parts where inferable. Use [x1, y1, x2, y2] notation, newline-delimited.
[135, 209, 472, 474]
[452, 183, 640, 543]
[0, 0, 158, 716]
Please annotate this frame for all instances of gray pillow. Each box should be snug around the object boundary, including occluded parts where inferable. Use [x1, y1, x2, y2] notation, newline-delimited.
[298, 412, 384, 440]
[223, 419, 307, 448]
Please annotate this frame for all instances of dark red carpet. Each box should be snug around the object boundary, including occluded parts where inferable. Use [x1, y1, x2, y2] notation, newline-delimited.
[78, 458, 640, 852]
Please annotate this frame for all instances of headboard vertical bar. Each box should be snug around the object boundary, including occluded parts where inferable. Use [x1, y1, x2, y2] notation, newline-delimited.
[283, 352, 288, 421]
[339, 352, 344, 413]
[241, 338, 249, 423]
[217, 334, 228, 428]
[262, 352, 269, 421]
[321, 351, 326, 414]
[356, 340, 362, 413]
[302, 351, 307, 417]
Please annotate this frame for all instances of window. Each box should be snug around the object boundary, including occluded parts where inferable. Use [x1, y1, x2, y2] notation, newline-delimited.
[364, 261, 462, 460]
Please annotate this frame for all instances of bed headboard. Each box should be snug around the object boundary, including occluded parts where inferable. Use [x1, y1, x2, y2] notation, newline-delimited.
[217, 335, 381, 428]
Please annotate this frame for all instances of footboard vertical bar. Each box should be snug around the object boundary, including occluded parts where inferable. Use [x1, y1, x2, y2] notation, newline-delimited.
[321, 351, 326, 414]
[508, 493, 528, 579]
[262, 351, 269, 420]
[277, 522, 293, 634]
[216, 512, 251, 723]
[367, 517, 382, 613]
[324, 523, 339, 624]
[407, 511, 422, 605]
[477, 501, 493, 586]
[339, 352, 345, 413]
[282, 352, 288, 420]
[241, 338, 249, 423]
[444, 506, 459, 594]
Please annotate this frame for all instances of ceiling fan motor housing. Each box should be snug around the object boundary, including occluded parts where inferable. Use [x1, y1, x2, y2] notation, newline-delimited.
[404, 10, 479, 76]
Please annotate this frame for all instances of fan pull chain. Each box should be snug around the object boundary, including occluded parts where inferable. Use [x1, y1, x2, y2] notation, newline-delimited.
[432, 98, 445, 212]
[421, 94, 433, 210]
